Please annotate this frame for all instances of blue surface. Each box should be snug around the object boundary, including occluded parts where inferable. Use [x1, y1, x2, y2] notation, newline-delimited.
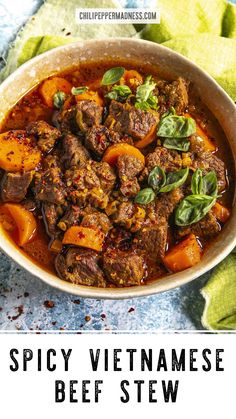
[0, 0, 232, 331]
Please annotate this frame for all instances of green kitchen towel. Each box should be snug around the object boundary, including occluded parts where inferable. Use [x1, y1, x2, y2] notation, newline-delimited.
[201, 252, 236, 329]
[141, 0, 236, 100]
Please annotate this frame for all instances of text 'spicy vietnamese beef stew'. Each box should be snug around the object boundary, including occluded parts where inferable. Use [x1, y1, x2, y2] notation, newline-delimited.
[0, 61, 234, 287]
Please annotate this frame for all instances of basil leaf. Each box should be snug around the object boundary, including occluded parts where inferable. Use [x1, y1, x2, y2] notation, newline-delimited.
[53, 91, 66, 109]
[106, 85, 131, 101]
[163, 137, 190, 152]
[101, 67, 125, 86]
[201, 171, 218, 197]
[135, 76, 158, 111]
[71, 86, 88, 95]
[191, 169, 203, 195]
[148, 166, 166, 192]
[157, 115, 196, 138]
[134, 188, 155, 205]
[160, 168, 189, 193]
[175, 194, 216, 226]
[162, 107, 176, 119]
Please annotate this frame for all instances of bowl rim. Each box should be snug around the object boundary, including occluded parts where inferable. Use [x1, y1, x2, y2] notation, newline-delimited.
[0, 37, 236, 299]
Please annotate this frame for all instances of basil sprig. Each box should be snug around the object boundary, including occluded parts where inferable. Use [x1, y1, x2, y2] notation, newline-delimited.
[148, 166, 166, 192]
[191, 169, 218, 197]
[175, 195, 216, 226]
[157, 115, 196, 138]
[134, 188, 156, 205]
[106, 85, 131, 101]
[160, 168, 189, 193]
[101, 67, 125, 86]
[71, 86, 88, 95]
[163, 137, 190, 152]
[135, 76, 158, 111]
[53, 91, 66, 109]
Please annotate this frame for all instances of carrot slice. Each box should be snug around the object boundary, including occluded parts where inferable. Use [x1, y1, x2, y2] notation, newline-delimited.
[3, 204, 37, 246]
[75, 90, 103, 107]
[39, 77, 72, 108]
[0, 131, 41, 172]
[135, 123, 157, 149]
[62, 226, 105, 252]
[102, 143, 145, 166]
[88, 78, 102, 90]
[212, 202, 231, 223]
[185, 113, 216, 152]
[121, 70, 143, 88]
[163, 234, 201, 273]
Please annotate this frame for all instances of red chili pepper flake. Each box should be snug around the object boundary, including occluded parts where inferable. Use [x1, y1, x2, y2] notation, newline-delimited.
[78, 232, 86, 239]
[85, 315, 91, 322]
[0, 307, 2, 311]
[24, 292, 29, 297]
[128, 307, 135, 313]
[60, 327, 65, 331]
[12, 305, 24, 321]
[73, 299, 81, 305]
[101, 313, 106, 320]
[52, 321, 57, 326]
[44, 300, 55, 309]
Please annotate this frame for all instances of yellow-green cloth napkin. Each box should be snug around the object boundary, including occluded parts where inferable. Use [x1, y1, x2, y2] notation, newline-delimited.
[1, 0, 236, 330]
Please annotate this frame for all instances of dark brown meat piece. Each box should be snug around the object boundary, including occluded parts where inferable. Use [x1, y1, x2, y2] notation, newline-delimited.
[57, 206, 81, 231]
[192, 151, 227, 191]
[103, 249, 144, 286]
[81, 211, 111, 234]
[54, 107, 77, 133]
[76, 100, 103, 132]
[42, 203, 63, 238]
[117, 154, 144, 180]
[112, 201, 145, 232]
[26, 120, 61, 153]
[85, 126, 121, 157]
[154, 188, 184, 221]
[63, 133, 90, 168]
[34, 165, 66, 205]
[120, 178, 140, 198]
[178, 211, 221, 239]
[105, 100, 158, 141]
[155, 77, 188, 115]
[56, 248, 106, 287]
[1, 171, 33, 202]
[146, 147, 182, 173]
[66, 161, 116, 209]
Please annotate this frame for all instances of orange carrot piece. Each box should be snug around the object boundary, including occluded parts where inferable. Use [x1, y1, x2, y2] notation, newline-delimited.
[185, 113, 216, 152]
[75, 90, 103, 107]
[3, 203, 37, 246]
[212, 202, 231, 223]
[88, 78, 102, 90]
[62, 226, 105, 252]
[121, 70, 143, 88]
[135, 123, 157, 149]
[0, 131, 41, 172]
[163, 234, 201, 273]
[39, 77, 72, 108]
[102, 143, 145, 166]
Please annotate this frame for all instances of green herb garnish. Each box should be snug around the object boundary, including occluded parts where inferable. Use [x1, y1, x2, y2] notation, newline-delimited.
[191, 169, 218, 197]
[135, 76, 158, 111]
[53, 91, 66, 109]
[157, 115, 196, 138]
[160, 168, 189, 193]
[148, 166, 166, 192]
[163, 137, 190, 152]
[71, 86, 88, 95]
[106, 85, 131, 101]
[101, 67, 125, 86]
[175, 194, 216, 226]
[134, 188, 156, 205]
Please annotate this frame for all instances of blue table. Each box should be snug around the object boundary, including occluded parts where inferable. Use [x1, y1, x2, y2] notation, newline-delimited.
[0, 0, 232, 331]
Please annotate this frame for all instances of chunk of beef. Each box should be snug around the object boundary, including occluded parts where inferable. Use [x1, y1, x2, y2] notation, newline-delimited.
[57, 206, 81, 232]
[63, 134, 90, 168]
[135, 218, 168, 260]
[155, 77, 189, 115]
[34, 165, 66, 205]
[81, 211, 111, 234]
[192, 152, 227, 191]
[42, 203, 63, 238]
[55, 248, 106, 287]
[112, 201, 145, 232]
[1, 171, 33, 202]
[120, 178, 140, 198]
[146, 147, 182, 174]
[26, 120, 61, 153]
[66, 161, 116, 209]
[178, 212, 221, 240]
[117, 154, 144, 180]
[154, 188, 184, 221]
[103, 249, 144, 286]
[105, 101, 158, 141]
[54, 107, 77, 133]
[85, 126, 120, 157]
[76, 100, 103, 132]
